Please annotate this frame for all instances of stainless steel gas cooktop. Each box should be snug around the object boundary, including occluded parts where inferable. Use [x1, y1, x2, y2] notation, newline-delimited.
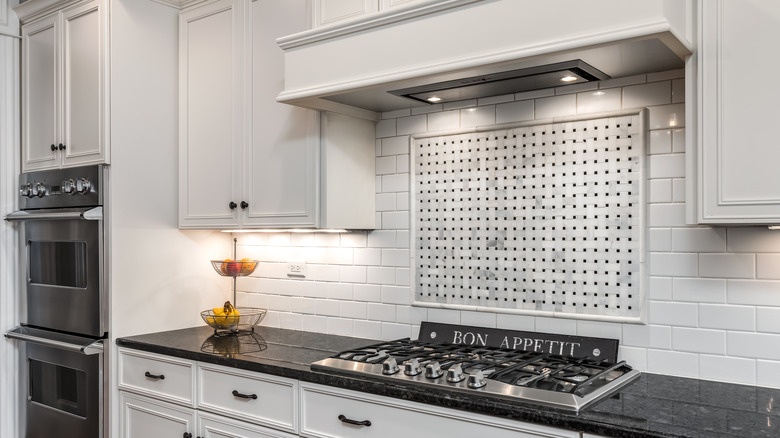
[311, 323, 640, 412]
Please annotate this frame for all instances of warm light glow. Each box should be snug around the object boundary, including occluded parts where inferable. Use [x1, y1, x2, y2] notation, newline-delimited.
[592, 91, 606, 96]
[768, 226, 780, 230]
[560, 75, 578, 82]
[222, 229, 348, 233]
[427, 96, 442, 102]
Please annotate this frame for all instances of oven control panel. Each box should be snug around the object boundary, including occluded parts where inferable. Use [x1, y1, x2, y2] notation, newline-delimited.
[18, 165, 105, 209]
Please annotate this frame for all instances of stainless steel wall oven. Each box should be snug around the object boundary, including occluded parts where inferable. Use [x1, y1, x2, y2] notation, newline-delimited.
[5, 165, 108, 438]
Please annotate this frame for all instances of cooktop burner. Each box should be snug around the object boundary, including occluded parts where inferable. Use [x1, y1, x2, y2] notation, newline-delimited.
[311, 323, 640, 412]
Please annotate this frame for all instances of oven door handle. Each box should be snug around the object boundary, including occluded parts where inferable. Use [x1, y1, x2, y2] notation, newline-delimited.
[5, 206, 102, 222]
[4, 329, 104, 355]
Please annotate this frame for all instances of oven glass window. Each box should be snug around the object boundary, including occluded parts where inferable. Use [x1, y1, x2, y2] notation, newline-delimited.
[28, 241, 88, 288]
[29, 359, 87, 417]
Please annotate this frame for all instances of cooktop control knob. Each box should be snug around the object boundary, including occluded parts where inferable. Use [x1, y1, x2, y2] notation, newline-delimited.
[381, 357, 399, 375]
[446, 364, 465, 383]
[75, 178, 91, 194]
[62, 179, 75, 195]
[20, 183, 32, 197]
[466, 370, 487, 389]
[403, 358, 422, 376]
[424, 361, 443, 379]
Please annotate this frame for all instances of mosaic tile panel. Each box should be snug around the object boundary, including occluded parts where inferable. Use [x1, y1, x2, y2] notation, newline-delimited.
[413, 114, 644, 318]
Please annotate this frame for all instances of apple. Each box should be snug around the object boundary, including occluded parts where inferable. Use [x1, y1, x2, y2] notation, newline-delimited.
[225, 261, 241, 276]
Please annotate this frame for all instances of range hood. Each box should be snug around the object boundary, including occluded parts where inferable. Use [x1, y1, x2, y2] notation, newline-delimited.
[388, 60, 610, 105]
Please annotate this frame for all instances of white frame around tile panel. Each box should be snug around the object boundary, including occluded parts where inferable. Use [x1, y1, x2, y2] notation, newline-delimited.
[408, 109, 648, 325]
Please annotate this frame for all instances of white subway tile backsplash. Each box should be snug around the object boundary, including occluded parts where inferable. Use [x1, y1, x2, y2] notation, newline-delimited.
[382, 109, 411, 119]
[427, 307, 461, 324]
[376, 156, 396, 175]
[427, 110, 460, 132]
[756, 307, 780, 333]
[727, 332, 780, 361]
[478, 94, 514, 106]
[648, 179, 672, 203]
[555, 82, 598, 95]
[648, 103, 685, 129]
[380, 174, 409, 193]
[648, 301, 698, 327]
[648, 154, 685, 179]
[381, 211, 410, 229]
[375, 193, 396, 212]
[535, 94, 576, 119]
[728, 227, 780, 253]
[757, 360, 780, 388]
[315, 299, 341, 317]
[649, 130, 672, 155]
[672, 129, 685, 153]
[443, 99, 477, 111]
[368, 230, 396, 248]
[367, 303, 396, 322]
[339, 266, 366, 284]
[354, 248, 381, 266]
[671, 78, 685, 104]
[381, 136, 410, 156]
[756, 254, 780, 279]
[341, 301, 367, 319]
[382, 322, 413, 340]
[327, 317, 354, 336]
[622, 81, 671, 109]
[576, 320, 622, 340]
[648, 229, 672, 252]
[381, 285, 411, 305]
[622, 324, 671, 349]
[648, 204, 687, 227]
[395, 268, 410, 286]
[381, 248, 410, 267]
[671, 327, 726, 354]
[305, 264, 340, 283]
[647, 349, 698, 378]
[396, 155, 410, 173]
[649, 277, 673, 300]
[514, 88, 554, 100]
[672, 178, 686, 203]
[396, 230, 411, 249]
[535, 317, 577, 335]
[290, 296, 316, 314]
[649, 252, 698, 277]
[376, 118, 397, 138]
[618, 346, 647, 371]
[354, 284, 382, 302]
[340, 232, 367, 248]
[496, 313, 535, 331]
[671, 228, 727, 253]
[397, 115, 427, 135]
[327, 283, 354, 300]
[367, 266, 396, 285]
[301, 314, 328, 333]
[354, 319, 383, 339]
[396, 305, 428, 325]
[496, 100, 534, 124]
[412, 104, 443, 115]
[459, 311, 497, 328]
[699, 254, 755, 279]
[278, 312, 302, 331]
[461, 105, 496, 128]
[673, 278, 726, 303]
[576, 88, 621, 114]
[647, 69, 685, 82]
[699, 355, 756, 385]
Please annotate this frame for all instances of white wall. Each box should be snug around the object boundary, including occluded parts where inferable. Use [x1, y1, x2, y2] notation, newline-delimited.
[234, 69, 780, 389]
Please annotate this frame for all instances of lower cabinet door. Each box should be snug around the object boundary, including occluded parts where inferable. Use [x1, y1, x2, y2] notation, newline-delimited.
[120, 392, 197, 438]
[299, 383, 580, 438]
[199, 412, 297, 438]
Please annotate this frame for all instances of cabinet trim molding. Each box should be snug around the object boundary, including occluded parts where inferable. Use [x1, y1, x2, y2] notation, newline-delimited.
[278, 0, 483, 50]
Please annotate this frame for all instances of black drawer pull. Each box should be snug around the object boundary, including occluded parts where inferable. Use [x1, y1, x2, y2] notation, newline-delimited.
[183, 433, 191, 438]
[144, 371, 165, 380]
[232, 390, 257, 400]
[338, 414, 371, 427]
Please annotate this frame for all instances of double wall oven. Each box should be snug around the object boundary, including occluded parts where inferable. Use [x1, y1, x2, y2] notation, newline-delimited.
[5, 165, 108, 438]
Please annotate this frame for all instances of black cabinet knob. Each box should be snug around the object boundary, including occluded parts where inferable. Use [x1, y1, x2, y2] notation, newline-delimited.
[229, 201, 237, 210]
[183, 433, 192, 438]
[58, 143, 65, 150]
[240, 201, 248, 209]
[50, 144, 56, 151]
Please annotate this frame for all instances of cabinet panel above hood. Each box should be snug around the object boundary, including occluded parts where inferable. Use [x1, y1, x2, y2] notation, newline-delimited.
[277, 0, 692, 120]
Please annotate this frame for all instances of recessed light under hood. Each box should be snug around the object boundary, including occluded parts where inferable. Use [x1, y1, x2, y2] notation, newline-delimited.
[389, 60, 610, 104]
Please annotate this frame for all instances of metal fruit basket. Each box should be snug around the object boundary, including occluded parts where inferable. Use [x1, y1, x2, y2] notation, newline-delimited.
[210, 259, 258, 277]
[200, 307, 267, 334]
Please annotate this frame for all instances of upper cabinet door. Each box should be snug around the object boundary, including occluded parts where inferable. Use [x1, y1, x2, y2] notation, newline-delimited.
[179, 0, 244, 229]
[20, 0, 109, 173]
[21, 15, 59, 171]
[696, 0, 780, 223]
[61, 0, 108, 168]
[244, 0, 319, 228]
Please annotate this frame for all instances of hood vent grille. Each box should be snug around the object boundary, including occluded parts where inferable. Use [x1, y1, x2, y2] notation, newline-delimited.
[389, 60, 610, 104]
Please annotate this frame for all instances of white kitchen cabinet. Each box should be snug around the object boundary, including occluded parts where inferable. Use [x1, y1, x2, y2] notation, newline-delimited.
[179, 0, 375, 230]
[19, 0, 108, 172]
[118, 350, 299, 438]
[120, 392, 197, 438]
[693, 0, 780, 224]
[299, 382, 580, 438]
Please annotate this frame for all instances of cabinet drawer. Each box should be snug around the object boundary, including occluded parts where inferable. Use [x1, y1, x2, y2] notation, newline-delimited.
[300, 383, 579, 438]
[198, 363, 298, 435]
[118, 348, 195, 407]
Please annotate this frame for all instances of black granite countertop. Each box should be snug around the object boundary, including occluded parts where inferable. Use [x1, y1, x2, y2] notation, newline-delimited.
[116, 325, 780, 438]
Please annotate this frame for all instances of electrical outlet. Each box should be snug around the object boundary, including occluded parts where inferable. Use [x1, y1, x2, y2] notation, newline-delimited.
[287, 261, 306, 277]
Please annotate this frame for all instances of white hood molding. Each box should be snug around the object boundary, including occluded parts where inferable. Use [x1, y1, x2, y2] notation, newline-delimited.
[276, 0, 693, 120]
